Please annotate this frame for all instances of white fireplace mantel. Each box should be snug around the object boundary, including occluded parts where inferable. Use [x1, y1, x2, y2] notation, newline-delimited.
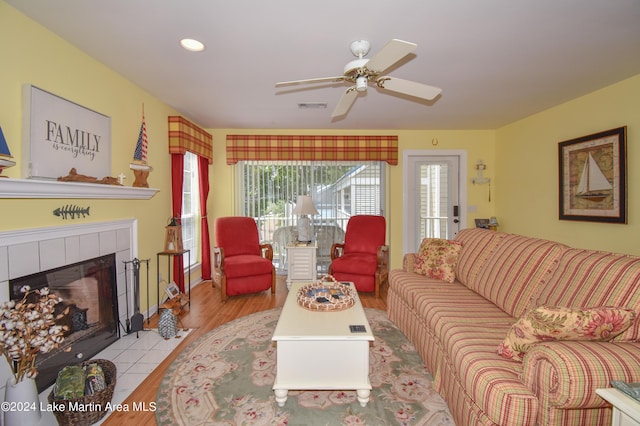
[0, 178, 159, 199]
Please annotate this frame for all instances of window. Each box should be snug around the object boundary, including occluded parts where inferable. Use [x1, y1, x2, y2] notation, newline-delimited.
[238, 160, 385, 272]
[182, 151, 200, 267]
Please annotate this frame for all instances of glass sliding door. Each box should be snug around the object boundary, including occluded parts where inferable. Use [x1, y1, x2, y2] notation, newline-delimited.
[238, 160, 385, 272]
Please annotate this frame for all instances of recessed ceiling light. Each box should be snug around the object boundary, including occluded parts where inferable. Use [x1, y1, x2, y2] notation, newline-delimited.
[180, 38, 205, 52]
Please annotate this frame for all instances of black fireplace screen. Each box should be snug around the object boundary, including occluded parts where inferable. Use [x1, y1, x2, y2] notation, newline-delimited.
[9, 253, 119, 392]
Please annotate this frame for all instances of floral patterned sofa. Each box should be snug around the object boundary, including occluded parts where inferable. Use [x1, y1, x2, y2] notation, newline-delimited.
[387, 228, 640, 426]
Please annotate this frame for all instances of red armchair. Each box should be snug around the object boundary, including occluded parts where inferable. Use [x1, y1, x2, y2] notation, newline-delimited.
[328, 215, 389, 298]
[212, 217, 276, 302]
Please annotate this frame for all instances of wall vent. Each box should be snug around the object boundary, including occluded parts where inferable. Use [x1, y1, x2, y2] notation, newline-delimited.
[297, 102, 327, 109]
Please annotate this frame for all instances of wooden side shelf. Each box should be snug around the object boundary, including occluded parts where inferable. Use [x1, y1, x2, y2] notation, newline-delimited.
[156, 250, 191, 322]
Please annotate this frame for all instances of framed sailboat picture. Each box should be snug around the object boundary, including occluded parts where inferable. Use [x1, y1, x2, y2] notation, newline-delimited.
[559, 126, 627, 223]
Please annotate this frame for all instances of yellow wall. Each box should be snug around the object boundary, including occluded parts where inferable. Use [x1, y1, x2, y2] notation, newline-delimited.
[495, 74, 640, 255]
[0, 3, 180, 308]
[4, 0, 639, 302]
[207, 129, 495, 268]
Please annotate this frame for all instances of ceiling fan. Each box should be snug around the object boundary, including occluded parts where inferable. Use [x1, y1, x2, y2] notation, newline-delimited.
[275, 39, 442, 118]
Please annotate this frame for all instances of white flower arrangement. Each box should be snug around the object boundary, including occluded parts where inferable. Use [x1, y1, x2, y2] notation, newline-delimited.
[0, 286, 69, 382]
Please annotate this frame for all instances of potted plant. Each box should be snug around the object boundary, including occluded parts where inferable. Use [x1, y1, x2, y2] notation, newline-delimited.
[0, 286, 68, 425]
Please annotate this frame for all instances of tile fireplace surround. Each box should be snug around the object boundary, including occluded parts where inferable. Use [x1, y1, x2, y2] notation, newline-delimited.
[0, 219, 140, 397]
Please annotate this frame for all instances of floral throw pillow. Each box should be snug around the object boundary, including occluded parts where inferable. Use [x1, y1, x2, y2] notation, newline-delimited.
[497, 305, 636, 362]
[413, 238, 463, 283]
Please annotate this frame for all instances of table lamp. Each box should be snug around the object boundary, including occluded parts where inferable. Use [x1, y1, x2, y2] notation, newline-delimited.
[293, 195, 319, 243]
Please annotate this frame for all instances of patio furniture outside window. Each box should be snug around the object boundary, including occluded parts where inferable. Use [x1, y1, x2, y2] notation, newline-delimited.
[238, 160, 385, 273]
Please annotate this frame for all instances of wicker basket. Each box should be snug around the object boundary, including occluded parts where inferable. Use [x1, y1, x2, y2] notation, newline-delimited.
[47, 359, 117, 426]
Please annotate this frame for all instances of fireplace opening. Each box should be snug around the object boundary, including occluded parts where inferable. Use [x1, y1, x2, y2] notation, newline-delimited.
[9, 254, 120, 392]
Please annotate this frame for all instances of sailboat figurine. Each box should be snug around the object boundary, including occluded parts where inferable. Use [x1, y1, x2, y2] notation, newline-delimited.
[576, 153, 612, 202]
[129, 109, 153, 187]
[0, 126, 16, 177]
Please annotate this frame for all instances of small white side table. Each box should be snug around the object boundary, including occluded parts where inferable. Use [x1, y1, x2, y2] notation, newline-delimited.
[597, 388, 640, 426]
[286, 243, 317, 290]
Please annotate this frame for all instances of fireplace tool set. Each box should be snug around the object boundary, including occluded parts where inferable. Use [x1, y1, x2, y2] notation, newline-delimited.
[122, 258, 149, 337]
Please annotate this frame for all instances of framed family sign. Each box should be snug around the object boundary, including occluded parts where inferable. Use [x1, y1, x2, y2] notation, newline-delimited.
[558, 126, 626, 223]
[23, 85, 111, 180]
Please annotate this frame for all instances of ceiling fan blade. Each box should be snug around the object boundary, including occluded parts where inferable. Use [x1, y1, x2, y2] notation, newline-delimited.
[376, 76, 442, 100]
[276, 76, 346, 87]
[331, 87, 358, 118]
[365, 39, 417, 73]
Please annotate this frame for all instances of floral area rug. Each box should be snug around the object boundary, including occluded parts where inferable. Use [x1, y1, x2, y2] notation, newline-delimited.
[156, 308, 454, 425]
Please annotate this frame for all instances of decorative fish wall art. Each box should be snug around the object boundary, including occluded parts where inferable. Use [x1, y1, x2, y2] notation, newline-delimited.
[53, 205, 90, 220]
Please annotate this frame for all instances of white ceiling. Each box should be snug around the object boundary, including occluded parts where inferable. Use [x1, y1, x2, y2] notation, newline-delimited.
[7, 0, 640, 130]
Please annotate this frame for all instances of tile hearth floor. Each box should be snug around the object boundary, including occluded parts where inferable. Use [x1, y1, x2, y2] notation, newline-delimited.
[36, 327, 191, 425]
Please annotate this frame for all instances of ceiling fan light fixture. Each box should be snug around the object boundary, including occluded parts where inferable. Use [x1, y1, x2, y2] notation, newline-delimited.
[180, 38, 205, 52]
[355, 76, 368, 92]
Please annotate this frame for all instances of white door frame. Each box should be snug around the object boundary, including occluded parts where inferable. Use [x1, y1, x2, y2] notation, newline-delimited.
[402, 150, 468, 254]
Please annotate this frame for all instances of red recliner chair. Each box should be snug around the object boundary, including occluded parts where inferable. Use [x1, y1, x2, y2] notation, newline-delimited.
[328, 215, 389, 298]
[212, 217, 276, 302]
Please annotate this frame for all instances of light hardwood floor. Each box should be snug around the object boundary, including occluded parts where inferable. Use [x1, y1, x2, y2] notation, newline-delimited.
[102, 277, 388, 425]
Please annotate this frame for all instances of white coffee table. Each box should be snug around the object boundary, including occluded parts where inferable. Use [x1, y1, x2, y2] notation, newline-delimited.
[272, 281, 374, 407]
[596, 388, 640, 425]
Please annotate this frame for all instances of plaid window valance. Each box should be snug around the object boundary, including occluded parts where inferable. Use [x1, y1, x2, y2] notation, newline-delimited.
[225, 135, 398, 165]
[168, 116, 213, 163]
